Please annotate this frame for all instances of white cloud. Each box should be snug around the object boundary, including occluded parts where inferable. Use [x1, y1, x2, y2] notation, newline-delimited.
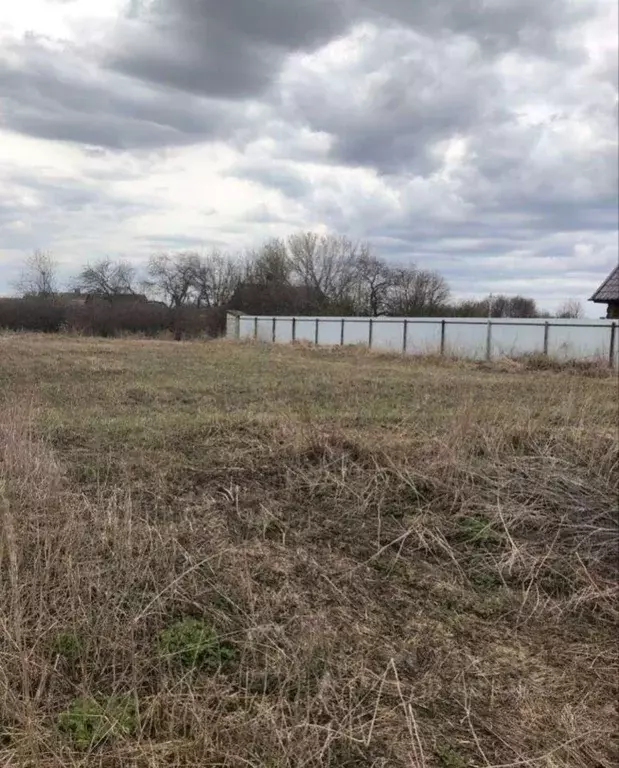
[0, 0, 616, 312]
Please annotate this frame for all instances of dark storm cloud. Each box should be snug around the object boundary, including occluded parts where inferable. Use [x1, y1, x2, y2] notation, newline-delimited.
[0, 35, 234, 149]
[109, 0, 593, 102]
[107, 0, 349, 98]
[0, 0, 605, 154]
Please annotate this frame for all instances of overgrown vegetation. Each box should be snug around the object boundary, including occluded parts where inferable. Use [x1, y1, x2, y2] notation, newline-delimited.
[58, 695, 138, 750]
[0, 297, 225, 338]
[0, 335, 616, 766]
[7, 236, 582, 339]
[158, 618, 236, 669]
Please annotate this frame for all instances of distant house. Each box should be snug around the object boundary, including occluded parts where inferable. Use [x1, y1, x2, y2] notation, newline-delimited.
[55, 290, 88, 305]
[84, 292, 149, 305]
[55, 290, 149, 306]
[590, 266, 619, 319]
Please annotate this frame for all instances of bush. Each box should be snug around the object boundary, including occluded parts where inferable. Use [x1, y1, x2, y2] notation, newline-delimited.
[67, 302, 169, 337]
[58, 695, 137, 749]
[0, 298, 226, 338]
[168, 305, 227, 340]
[0, 298, 66, 332]
[158, 618, 236, 669]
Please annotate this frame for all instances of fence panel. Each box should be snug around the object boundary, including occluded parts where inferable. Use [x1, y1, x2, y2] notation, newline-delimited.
[314, 319, 341, 345]
[342, 319, 373, 346]
[255, 317, 273, 343]
[547, 323, 612, 360]
[403, 320, 442, 355]
[274, 318, 293, 344]
[490, 322, 546, 358]
[443, 321, 488, 359]
[238, 316, 254, 339]
[371, 320, 406, 352]
[233, 314, 617, 366]
[291, 318, 316, 343]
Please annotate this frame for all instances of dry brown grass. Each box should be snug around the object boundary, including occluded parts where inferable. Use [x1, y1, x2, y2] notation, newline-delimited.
[0, 335, 617, 767]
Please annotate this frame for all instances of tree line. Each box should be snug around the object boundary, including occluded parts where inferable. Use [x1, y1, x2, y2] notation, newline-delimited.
[4, 233, 584, 336]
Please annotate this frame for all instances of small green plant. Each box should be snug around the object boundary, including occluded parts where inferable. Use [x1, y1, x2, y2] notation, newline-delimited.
[58, 695, 137, 749]
[455, 515, 500, 546]
[158, 617, 236, 669]
[51, 630, 83, 663]
[436, 744, 469, 768]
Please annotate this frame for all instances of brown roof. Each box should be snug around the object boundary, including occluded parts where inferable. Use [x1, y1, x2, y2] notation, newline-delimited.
[590, 265, 619, 303]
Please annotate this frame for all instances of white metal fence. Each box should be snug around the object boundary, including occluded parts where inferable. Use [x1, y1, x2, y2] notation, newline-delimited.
[227, 313, 619, 367]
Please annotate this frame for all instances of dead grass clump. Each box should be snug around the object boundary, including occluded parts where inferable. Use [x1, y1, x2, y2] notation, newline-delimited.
[0, 338, 617, 767]
[518, 352, 614, 376]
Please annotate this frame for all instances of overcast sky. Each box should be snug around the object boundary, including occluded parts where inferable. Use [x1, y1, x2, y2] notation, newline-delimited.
[1, 0, 617, 311]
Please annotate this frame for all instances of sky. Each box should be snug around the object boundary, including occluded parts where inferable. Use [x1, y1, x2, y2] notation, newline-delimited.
[0, 0, 617, 312]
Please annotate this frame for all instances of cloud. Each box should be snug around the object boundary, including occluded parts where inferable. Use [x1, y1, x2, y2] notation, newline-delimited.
[360, 0, 595, 57]
[0, 0, 616, 311]
[0, 34, 236, 149]
[109, 0, 596, 104]
[0, 164, 154, 278]
[274, 26, 504, 175]
[107, 0, 349, 99]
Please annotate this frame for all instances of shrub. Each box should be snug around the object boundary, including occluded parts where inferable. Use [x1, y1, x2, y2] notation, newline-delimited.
[0, 298, 226, 338]
[67, 302, 169, 337]
[158, 618, 236, 669]
[0, 298, 66, 332]
[436, 745, 469, 768]
[58, 695, 137, 749]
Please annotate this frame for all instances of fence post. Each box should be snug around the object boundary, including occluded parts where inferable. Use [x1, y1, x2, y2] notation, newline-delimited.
[292, 317, 297, 343]
[340, 318, 345, 346]
[486, 320, 493, 361]
[402, 319, 408, 354]
[368, 318, 374, 349]
[314, 318, 320, 345]
[610, 322, 617, 370]
[272, 317, 277, 343]
[226, 311, 241, 340]
[440, 319, 446, 356]
[253, 317, 258, 341]
[543, 322, 550, 355]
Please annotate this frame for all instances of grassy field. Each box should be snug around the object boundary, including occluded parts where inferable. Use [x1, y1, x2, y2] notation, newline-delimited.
[0, 335, 617, 767]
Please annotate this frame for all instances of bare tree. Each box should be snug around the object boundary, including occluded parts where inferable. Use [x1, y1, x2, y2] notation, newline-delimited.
[231, 240, 325, 316]
[147, 253, 203, 341]
[556, 299, 584, 319]
[13, 250, 58, 298]
[76, 258, 138, 298]
[147, 253, 200, 309]
[386, 266, 450, 316]
[287, 232, 361, 306]
[245, 240, 291, 287]
[491, 295, 539, 318]
[192, 251, 243, 308]
[353, 252, 392, 316]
